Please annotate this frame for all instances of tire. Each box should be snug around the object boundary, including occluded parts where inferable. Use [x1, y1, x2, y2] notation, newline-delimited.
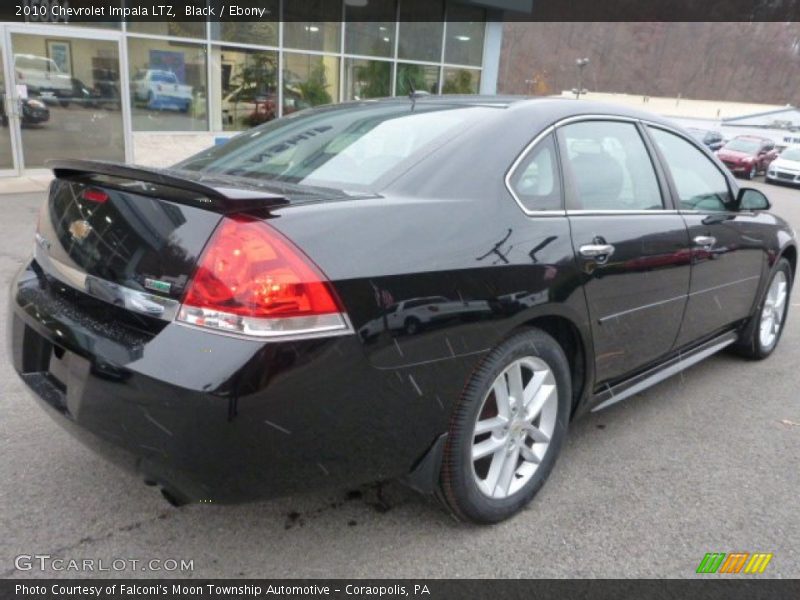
[733, 258, 792, 359]
[439, 328, 571, 524]
[404, 317, 421, 335]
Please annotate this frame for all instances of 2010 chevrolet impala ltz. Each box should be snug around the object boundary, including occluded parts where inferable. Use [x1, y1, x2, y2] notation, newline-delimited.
[9, 96, 795, 523]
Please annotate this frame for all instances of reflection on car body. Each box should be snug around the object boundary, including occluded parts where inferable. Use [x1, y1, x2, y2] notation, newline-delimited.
[359, 295, 492, 339]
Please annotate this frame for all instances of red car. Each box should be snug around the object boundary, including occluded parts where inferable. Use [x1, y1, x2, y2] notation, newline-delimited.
[716, 135, 778, 179]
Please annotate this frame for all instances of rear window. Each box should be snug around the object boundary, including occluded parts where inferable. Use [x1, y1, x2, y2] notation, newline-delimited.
[176, 102, 489, 191]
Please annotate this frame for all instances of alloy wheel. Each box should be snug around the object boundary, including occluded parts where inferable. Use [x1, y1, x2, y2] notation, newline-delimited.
[470, 356, 558, 499]
[760, 270, 788, 350]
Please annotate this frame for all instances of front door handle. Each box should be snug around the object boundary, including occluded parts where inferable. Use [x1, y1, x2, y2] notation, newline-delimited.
[579, 243, 615, 262]
[693, 235, 716, 248]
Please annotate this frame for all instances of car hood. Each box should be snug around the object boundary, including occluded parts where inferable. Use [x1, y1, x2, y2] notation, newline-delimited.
[717, 149, 753, 160]
[771, 157, 800, 171]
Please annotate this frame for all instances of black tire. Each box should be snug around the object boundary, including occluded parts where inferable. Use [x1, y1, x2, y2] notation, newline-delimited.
[404, 317, 421, 335]
[733, 258, 792, 359]
[439, 328, 571, 524]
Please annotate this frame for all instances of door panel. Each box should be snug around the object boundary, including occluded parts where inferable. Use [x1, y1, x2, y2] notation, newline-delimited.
[569, 215, 691, 383]
[558, 120, 691, 384]
[646, 126, 766, 346]
[675, 213, 764, 345]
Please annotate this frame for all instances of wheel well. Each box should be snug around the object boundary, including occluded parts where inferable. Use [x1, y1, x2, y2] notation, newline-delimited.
[781, 245, 797, 277]
[521, 316, 587, 417]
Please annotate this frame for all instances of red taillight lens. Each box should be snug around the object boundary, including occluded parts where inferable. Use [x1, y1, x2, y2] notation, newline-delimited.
[82, 188, 109, 204]
[178, 217, 349, 337]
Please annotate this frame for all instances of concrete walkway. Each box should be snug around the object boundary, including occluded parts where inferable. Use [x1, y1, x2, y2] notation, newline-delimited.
[0, 173, 53, 195]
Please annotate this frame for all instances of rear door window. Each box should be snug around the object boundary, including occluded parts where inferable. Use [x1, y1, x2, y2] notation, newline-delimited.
[557, 121, 663, 211]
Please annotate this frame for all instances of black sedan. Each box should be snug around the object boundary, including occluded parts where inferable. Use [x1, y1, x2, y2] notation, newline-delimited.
[9, 97, 795, 523]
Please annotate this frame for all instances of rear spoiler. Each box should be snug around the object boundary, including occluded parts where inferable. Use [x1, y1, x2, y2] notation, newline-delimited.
[46, 159, 289, 214]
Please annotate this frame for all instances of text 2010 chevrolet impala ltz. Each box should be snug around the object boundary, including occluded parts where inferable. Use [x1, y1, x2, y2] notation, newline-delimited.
[9, 97, 795, 523]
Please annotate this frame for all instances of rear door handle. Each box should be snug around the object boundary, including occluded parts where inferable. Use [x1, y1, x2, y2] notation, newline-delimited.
[579, 244, 615, 262]
[693, 235, 716, 248]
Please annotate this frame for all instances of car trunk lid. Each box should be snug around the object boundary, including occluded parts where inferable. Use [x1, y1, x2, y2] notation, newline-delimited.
[35, 160, 293, 317]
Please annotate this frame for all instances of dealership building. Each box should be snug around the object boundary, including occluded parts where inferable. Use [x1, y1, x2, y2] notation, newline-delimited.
[0, 0, 526, 179]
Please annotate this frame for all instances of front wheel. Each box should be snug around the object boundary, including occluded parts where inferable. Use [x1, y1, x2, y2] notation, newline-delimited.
[439, 328, 571, 524]
[734, 258, 792, 359]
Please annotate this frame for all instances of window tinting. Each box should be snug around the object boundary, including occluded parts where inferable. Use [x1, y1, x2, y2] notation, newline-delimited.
[509, 134, 562, 211]
[558, 121, 663, 211]
[649, 127, 733, 212]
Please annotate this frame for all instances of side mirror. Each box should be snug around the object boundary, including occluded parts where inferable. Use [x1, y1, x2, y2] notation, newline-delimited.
[738, 187, 771, 211]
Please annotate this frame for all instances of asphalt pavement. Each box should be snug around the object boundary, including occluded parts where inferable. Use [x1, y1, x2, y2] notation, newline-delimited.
[1, 179, 798, 579]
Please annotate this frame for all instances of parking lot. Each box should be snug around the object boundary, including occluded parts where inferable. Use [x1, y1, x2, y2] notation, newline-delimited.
[1, 178, 798, 579]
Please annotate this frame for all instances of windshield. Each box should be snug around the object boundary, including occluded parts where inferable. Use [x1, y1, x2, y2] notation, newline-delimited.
[15, 56, 59, 72]
[781, 148, 800, 161]
[724, 138, 760, 153]
[176, 102, 489, 190]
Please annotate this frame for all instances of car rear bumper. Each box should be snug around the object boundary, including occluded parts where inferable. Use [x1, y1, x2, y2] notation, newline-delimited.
[9, 261, 445, 504]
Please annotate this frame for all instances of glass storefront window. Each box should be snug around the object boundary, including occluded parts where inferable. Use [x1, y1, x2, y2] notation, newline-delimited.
[344, 58, 392, 101]
[127, 38, 208, 131]
[396, 63, 440, 96]
[10, 33, 125, 168]
[128, 22, 206, 39]
[212, 47, 279, 132]
[442, 67, 481, 94]
[444, 5, 486, 66]
[284, 53, 340, 114]
[398, 0, 444, 62]
[210, 19, 279, 47]
[284, 0, 342, 52]
[345, 0, 396, 58]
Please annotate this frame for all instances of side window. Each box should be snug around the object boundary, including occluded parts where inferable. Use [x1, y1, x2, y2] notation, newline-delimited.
[509, 133, 562, 211]
[648, 127, 734, 212]
[557, 121, 663, 211]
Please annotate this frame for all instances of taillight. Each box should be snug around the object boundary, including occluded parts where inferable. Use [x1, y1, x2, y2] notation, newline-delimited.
[178, 217, 350, 338]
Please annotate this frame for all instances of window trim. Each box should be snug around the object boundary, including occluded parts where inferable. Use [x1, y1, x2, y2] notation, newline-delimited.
[505, 114, 742, 218]
[506, 131, 564, 214]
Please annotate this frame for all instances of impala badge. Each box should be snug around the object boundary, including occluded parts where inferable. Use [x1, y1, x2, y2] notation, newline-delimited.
[68, 220, 93, 242]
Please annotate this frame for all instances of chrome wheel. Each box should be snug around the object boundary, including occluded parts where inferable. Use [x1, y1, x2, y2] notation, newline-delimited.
[760, 270, 788, 350]
[471, 356, 558, 499]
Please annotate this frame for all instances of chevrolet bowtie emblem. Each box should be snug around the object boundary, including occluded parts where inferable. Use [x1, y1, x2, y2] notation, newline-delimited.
[68, 219, 93, 242]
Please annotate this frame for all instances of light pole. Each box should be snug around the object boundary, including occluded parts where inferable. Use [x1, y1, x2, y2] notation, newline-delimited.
[574, 57, 589, 100]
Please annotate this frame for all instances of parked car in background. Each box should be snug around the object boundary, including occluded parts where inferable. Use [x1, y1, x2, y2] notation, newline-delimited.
[132, 69, 192, 112]
[687, 127, 724, 151]
[359, 296, 492, 339]
[717, 135, 778, 179]
[766, 145, 800, 186]
[0, 92, 50, 126]
[221, 85, 277, 127]
[9, 98, 796, 524]
[13, 54, 73, 106]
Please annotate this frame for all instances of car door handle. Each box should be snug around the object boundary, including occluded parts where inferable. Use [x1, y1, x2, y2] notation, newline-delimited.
[693, 235, 716, 248]
[579, 244, 615, 261]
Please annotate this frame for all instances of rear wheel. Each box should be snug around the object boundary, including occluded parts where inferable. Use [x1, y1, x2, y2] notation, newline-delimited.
[734, 258, 792, 359]
[439, 328, 570, 523]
